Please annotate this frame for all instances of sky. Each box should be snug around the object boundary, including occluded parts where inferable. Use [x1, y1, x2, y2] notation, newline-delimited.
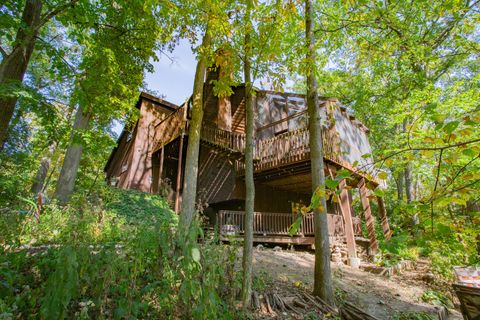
[112, 40, 196, 136]
[143, 39, 197, 106]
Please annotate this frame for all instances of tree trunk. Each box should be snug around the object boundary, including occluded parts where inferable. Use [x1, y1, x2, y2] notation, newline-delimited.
[402, 119, 414, 203]
[305, 0, 334, 305]
[0, 0, 43, 151]
[31, 143, 57, 194]
[178, 27, 212, 243]
[404, 164, 413, 203]
[241, 0, 254, 309]
[396, 170, 404, 201]
[54, 105, 91, 205]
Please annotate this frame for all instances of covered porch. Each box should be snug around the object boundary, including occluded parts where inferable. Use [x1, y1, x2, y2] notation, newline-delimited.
[217, 210, 362, 245]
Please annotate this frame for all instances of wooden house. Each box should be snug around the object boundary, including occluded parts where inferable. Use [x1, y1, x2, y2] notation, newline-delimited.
[105, 71, 391, 259]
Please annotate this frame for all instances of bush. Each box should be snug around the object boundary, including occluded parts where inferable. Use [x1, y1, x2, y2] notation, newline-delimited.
[0, 187, 242, 319]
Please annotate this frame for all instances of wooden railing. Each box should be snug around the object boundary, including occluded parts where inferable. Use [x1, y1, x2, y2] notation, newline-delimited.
[154, 113, 353, 176]
[252, 127, 342, 172]
[201, 125, 246, 153]
[255, 128, 310, 171]
[217, 210, 345, 237]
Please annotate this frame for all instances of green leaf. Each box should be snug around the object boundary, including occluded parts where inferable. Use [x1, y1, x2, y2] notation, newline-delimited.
[288, 216, 303, 237]
[378, 172, 388, 180]
[462, 148, 476, 157]
[336, 169, 351, 180]
[442, 121, 459, 134]
[325, 179, 340, 189]
[373, 189, 385, 197]
[191, 247, 200, 263]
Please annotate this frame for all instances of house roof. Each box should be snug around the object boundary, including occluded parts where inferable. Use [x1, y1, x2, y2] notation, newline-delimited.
[234, 85, 370, 134]
[136, 91, 179, 110]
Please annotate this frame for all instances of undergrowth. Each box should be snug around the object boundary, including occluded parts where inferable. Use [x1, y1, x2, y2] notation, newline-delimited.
[0, 187, 242, 319]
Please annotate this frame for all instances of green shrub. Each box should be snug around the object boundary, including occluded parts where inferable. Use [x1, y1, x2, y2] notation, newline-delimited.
[0, 187, 241, 319]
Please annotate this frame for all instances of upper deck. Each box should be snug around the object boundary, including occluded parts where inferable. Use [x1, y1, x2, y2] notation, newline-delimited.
[153, 88, 377, 185]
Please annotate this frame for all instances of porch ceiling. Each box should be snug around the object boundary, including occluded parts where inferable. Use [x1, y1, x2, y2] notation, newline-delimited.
[253, 159, 368, 194]
[261, 172, 312, 194]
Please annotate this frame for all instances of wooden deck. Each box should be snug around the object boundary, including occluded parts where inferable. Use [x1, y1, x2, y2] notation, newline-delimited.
[152, 108, 377, 185]
[217, 210, 363, 245]
[198, 125, 376, 184]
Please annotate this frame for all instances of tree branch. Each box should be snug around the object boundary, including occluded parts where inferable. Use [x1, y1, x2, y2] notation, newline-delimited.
[37, 0, 79, 30]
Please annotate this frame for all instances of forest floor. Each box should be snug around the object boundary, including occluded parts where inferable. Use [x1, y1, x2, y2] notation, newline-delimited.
[251, 247, 463, 320]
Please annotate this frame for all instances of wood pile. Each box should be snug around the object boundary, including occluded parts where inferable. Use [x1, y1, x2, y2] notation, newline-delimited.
[251, 284, 379, 320]
[339, 302, 380, 320]
[251, 289, 337, 319]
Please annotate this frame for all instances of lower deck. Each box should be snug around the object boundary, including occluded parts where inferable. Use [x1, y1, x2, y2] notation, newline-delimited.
[216, 210, 362, 246]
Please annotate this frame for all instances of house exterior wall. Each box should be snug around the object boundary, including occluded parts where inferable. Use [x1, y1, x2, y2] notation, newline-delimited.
[105, 97, 177, 192]
[334, 108, 373, 171]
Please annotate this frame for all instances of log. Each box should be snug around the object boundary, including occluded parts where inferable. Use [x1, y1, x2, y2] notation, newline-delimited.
[252, 291, 260, 310]
[301, 291, 337, 315]
[272, 293, 286, 312]
[339, 302, 380, 320]
[314, 295, 338, 314]
[293, 297, 308, 309]
[264, 293, 273, 314]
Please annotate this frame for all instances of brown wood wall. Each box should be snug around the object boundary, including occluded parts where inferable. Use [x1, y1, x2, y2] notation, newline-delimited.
[106, 98, 176, 193]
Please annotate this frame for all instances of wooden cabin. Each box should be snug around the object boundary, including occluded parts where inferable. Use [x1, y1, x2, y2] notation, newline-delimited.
[105, 72, 391, 259]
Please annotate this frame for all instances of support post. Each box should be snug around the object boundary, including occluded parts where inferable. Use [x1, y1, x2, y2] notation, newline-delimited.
[358, 178, 379, 255]
[339, 180, 357, 258]
[175, 135, 184, 213]
[159, 146, 164, 180]
[377, 196, 392, 240]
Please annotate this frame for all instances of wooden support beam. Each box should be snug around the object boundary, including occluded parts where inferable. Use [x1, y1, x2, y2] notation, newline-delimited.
[159, 147, 164, 180]
[358, 178, 379, 254]
[376, 196, 392, 240]
[339, 180, 357, 258]
[175, 134, 185, 213]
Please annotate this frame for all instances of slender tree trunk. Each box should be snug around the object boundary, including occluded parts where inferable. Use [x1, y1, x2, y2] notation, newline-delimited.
[396, 170, 404, 201]
[54, 105, 91, 205]
[241, 0, 254, 308]
[305, 0, 334, 304]
[404, 164, 413, 202]
[0, 0, 42, 151]
[178, 27, 212, 243]
[402, 119, 414, 203]
[31, 143, 57, 194]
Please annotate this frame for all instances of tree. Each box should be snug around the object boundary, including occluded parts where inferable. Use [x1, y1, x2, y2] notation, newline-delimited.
[54, 0, 163, 204]
[177, 0, 232, 245]
[0, 0, 78, 151]
[305, 0, 334, 304]
[302, 1, 479, 251]
[177, 25, 212, 244]
[241, 0, 254, 308]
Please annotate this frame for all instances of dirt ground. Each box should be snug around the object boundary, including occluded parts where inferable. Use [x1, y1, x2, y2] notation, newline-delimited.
[252, 247, 463, 320]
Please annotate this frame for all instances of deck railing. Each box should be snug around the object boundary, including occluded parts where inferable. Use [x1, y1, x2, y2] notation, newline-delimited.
[155, 116, 348, 175]
[217, 210, 345, 237]
[255, 128, 310, 171]
[201, 125, 246, 153]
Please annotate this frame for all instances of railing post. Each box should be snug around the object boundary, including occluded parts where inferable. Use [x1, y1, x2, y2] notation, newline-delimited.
[358, 178, 379, 255]
[339, 179, 357, 258]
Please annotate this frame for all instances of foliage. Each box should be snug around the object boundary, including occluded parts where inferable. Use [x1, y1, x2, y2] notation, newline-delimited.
[392, 311, 434, 320]
[0, 188, 241, 319]
[421, 290, 453, 309]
